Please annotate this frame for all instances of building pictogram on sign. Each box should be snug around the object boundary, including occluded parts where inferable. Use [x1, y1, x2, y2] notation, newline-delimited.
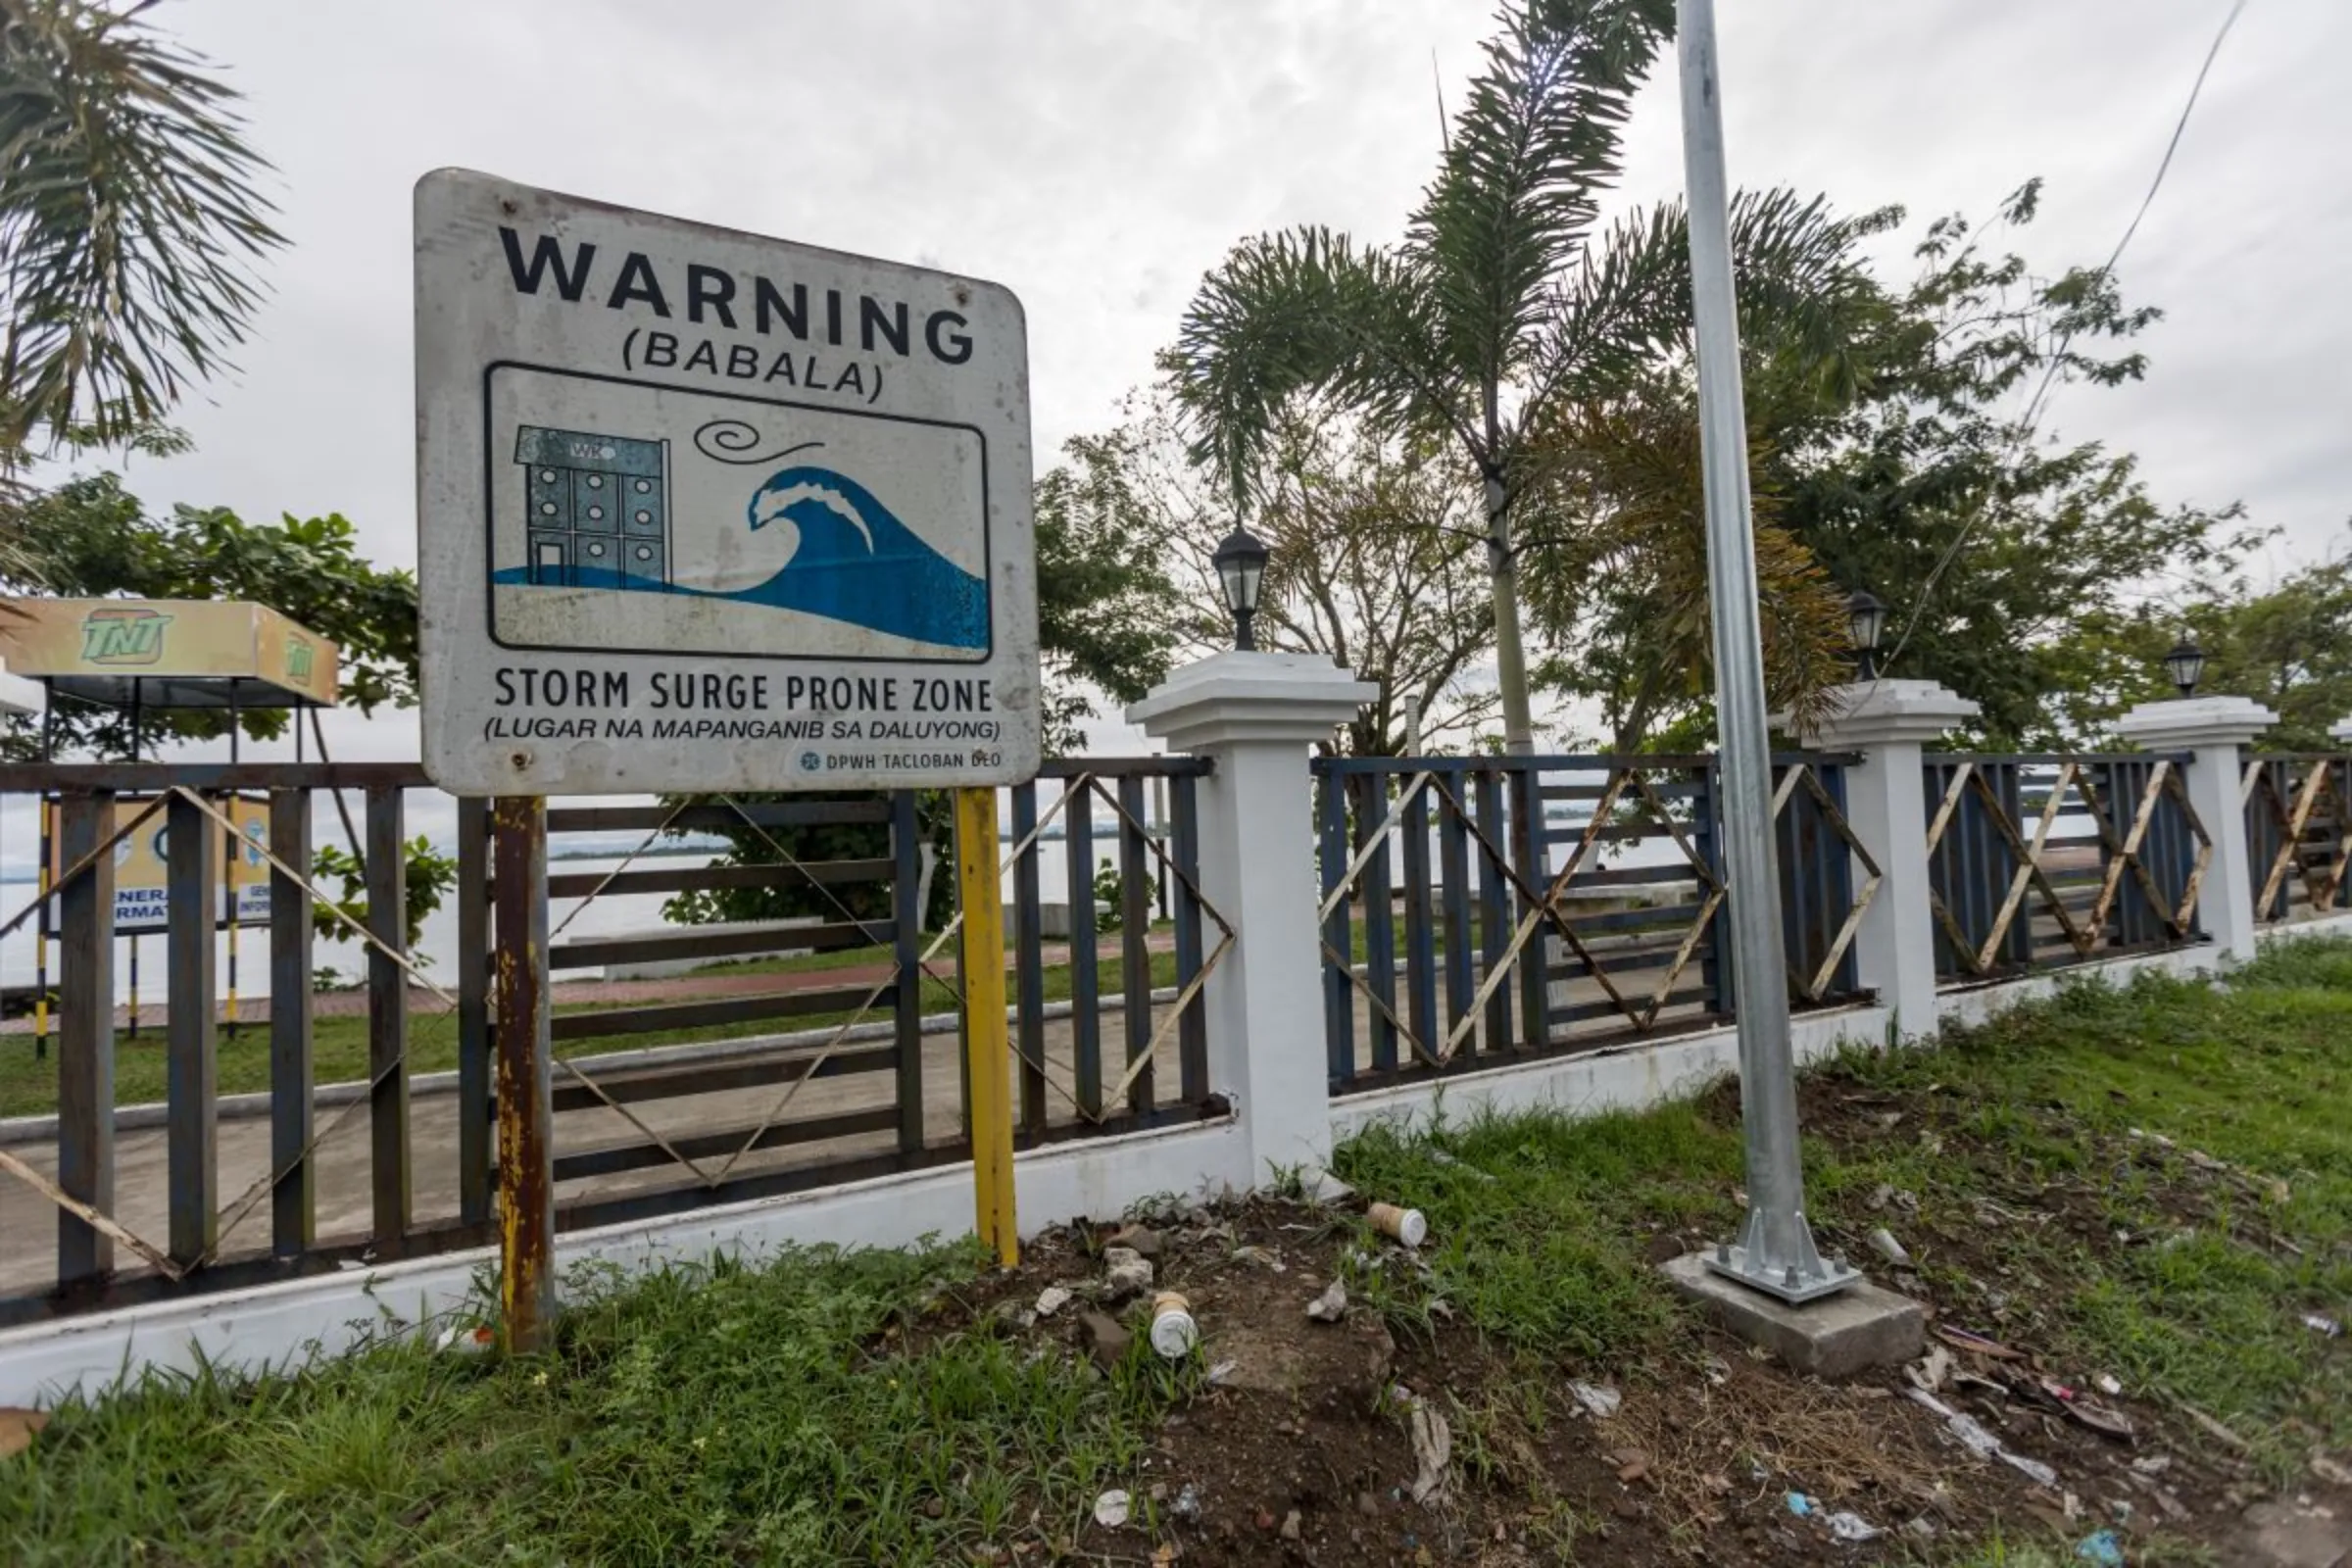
[515, 426, 670, 590]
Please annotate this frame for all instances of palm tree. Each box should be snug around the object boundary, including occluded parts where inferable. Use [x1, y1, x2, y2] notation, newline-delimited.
[1165, 0, 1876, 754]
[0, 0, 281, 460]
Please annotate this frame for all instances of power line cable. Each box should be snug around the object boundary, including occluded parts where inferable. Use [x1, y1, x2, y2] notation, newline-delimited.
[1877, 0, 2248, 680]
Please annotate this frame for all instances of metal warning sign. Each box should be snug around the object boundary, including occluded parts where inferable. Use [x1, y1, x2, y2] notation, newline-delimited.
[414, 168, 1039, 796]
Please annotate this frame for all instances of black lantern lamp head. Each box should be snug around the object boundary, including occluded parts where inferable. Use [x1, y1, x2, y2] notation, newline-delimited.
[1212, 527, 1270, 651]
[2164, 637, 2206, 698]
[1845, 589, 1888, 682]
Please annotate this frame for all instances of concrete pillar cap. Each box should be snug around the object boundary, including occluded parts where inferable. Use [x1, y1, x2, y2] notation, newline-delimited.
[1125, 651, 1378, 753]
[2114, 695, 2277, 752]
[1788, 679, 1979, 750]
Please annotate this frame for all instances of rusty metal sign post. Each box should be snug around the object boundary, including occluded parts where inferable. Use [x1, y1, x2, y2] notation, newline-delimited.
[490, 798, 555, 1350]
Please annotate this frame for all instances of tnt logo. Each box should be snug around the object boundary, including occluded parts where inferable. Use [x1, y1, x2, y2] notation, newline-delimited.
[80, 608, 172, 665]
[285, 638, 314, 682]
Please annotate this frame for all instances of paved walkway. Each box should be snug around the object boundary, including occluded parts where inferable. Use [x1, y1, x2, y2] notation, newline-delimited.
[0, 1000, 1191, 1297]
[0, 933, 1179, 1033]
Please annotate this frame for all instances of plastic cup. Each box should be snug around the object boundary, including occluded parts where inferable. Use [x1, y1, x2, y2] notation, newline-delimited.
[1368, 1201, 1429, 1249]
[1149, 1291, 1198, 1358]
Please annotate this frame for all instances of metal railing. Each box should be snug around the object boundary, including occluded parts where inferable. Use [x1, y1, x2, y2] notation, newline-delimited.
[0, 763, 439, 1321]
[0, 755, 1222, 1323]
[1312, 753, 1876, 1095]
[1922, 755, 2208, 984]
[2243, 753, 2350, 924]
[1005, 759, 1223, 1138]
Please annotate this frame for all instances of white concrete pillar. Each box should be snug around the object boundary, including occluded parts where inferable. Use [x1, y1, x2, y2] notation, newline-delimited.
[1797, 680, 1979, 1040]
[2115, 695, 2278, 963]
[1128, 652, 1375, 1183]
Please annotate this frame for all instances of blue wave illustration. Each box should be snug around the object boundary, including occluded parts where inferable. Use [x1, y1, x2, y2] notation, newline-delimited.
[496, 463, 988, 650]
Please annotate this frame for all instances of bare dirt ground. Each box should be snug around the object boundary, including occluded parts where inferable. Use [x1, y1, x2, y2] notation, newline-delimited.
[926, 1198, 2344, 1566]
[903, 1049, 2350, 1568]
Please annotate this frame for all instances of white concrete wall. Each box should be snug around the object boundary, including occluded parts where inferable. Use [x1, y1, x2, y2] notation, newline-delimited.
[1330, 1004, 1892, 1142]
[1337, 911, 2352, 1146]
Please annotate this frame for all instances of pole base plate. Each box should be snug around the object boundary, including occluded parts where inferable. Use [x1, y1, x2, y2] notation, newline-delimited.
[1701, 1242, 1858, 1306]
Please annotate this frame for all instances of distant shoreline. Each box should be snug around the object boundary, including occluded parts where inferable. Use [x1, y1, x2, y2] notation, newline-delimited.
[0, 841, 727, 882]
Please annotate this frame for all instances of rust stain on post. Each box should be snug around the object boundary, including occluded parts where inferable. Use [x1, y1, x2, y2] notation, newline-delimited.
[492, 796, 556, 1352]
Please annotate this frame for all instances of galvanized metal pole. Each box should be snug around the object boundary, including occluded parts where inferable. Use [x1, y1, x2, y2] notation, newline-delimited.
[1677, 0, 1850, 1304]
[492, 796, 556, 1348]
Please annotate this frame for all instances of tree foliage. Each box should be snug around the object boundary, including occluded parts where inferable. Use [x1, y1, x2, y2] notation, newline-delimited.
[1520, 373, 1854, 748]
[1099, 392, 1499, 754]
[2041, 549, 2352, 752]
[1770, 182, 2258, 748]
[1529, 180, 2270, 750]
[0, 472, 418, 758]
[1032, 431, 1186, 756]
[311, 835, 458, 954]
[0, 0, 282, 455]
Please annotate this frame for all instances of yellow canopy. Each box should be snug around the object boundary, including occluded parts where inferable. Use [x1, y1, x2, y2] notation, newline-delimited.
[0, 599, 340, 709]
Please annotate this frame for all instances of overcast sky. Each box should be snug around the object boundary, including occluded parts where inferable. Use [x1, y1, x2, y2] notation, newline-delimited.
[75, 0, 2352, 766]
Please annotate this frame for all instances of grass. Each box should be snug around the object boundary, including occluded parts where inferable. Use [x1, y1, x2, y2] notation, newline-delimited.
[1334, 936, 2352, 1482]
[0, 945, 1183, 1117]
[0, 1242, 1196, 1566]
[5, 940, 2342, 1562]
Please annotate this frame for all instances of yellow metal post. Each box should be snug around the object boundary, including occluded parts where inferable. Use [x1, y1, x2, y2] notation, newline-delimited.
[956, 786, 1017, 1266]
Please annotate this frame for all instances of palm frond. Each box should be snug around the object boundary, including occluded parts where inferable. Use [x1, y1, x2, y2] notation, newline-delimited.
[1523, 187, 1893, 427]
[1163, 226, 1463, 506]
[0, 0, 283, 451]
[1407, 0, 1673, 385]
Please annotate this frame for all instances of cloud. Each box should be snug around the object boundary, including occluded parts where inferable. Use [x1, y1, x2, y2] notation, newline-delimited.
[80, 0, 2345, 774]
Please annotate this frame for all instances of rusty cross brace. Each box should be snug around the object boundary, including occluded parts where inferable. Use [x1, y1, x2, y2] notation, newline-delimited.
[1925, 760, 2212, 978]
[706, 775, 1240, 1177]
[0, 785, 462, 1279]
[2242, 757, 2348, 914]
[0, 793, 170, 943]
[1319, 765, 1756, 1070]
[713, 792, 967, 1008]
[1774, 763, 1883, 1004]
[1924, 762, 2090, 975]
[552, 789, 964, 1191]
[2073, 760, 2210, 939]
[546, 796, 692, 942]
[1070, 776, 1235, 1116]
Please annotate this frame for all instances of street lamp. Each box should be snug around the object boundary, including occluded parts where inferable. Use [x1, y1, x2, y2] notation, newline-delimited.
[1212, 526, 1270, 652]
[2164, 637, 2206, 698]
[1845, 590, 1888, 682]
